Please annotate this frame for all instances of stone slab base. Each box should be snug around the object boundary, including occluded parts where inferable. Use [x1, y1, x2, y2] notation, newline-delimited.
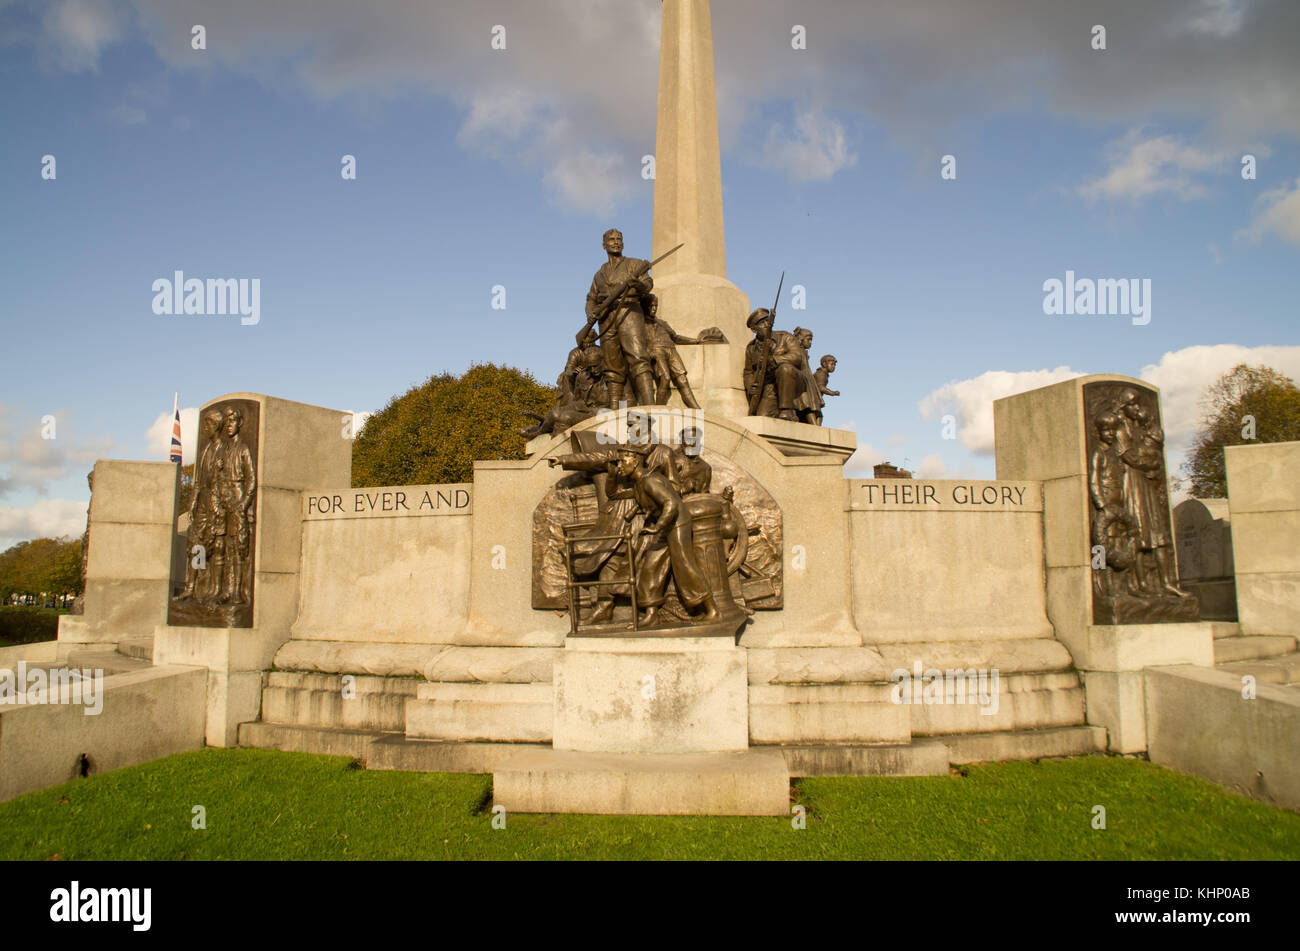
[1, 666, 206, 803]
[1213, 635, 1297, 664]
[261, 671, 421, 732]
[779, 740, 949, 777]
[1146, 666, 1300, 812]
[936, 726, 1108, 765]
[237, 721, 381, 760]
[554, 636, 748, 753]
[494, 747, 790, 815]
[407, 683, 553, 742]
[366, 735, 545, 774]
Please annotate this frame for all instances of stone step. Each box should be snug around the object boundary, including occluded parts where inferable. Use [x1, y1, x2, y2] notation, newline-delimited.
[1214, 635, 1298, 664]
[1210, 622, 1243, 639]
[779, 739, 949, 777]
[237, 721, 385, 761]
[65, 649, 152, 675]
[406, 683, 553, 742]
[265, 670, 424, 696]
[493, 747, 791, 816]
[115, 636, 154, 661]
[366, 735, 547, 774]
[1216, 651, 1300, 686]
[936, 725, 1108, 764]
[260, 683, 414, 732]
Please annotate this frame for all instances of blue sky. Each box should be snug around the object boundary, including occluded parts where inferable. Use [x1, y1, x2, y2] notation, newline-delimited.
[1, 0, 1298, 549]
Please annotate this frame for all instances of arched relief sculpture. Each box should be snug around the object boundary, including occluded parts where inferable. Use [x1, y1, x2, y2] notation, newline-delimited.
[168, 399, 259, 628]
[1083, 381, 1198, 625]
[532, 428, 782, 636]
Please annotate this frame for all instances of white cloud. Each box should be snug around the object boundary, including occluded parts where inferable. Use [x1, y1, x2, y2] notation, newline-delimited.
[145, 406, 198, 465]
[0, 406, 112, 499]
[1238, 176, 1300, 246]
[758, 108, 857, 182]
[918, 367, 1086, 454]
[1181, 0, 1248, 38]
[40, 0, 123, 71]
[1077, 132, 1228, 202]
[844, 442, 892, 479]
[0, 497, 89, 548]
[16, 0, 1300, 213]
[1137, 343, 1300, 449]
[914, 454, 949, 479]
[914, 346, 1300, 488]
[543, 147, 637, 217]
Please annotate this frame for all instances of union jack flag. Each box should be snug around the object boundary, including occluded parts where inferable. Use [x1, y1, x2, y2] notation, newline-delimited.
[169, 393, 183, 464]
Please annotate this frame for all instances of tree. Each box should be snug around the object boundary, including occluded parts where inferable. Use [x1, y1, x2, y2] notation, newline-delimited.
[1182, 364, 1300, 498]
[351, 363, 557, 487]
[0, 536, 83, 603]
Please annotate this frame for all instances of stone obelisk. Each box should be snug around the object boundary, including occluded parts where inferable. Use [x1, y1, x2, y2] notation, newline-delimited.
[652, 0, 751, 419]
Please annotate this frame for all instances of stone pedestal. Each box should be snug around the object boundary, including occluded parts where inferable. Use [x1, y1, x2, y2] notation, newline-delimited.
[553, 636, 748, 753]
[994, 375, 1214, 753]
[155, 392, 351, 746]
[1225, 440, 1300, 636]
[494, 747, 789, 816]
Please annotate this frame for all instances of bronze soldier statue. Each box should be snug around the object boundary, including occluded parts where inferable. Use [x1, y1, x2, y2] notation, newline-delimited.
[179, 407, 225, 601]
[212, 407, 257, 606]
[581, 229, 659, 408]
[743, 308, 805, 421]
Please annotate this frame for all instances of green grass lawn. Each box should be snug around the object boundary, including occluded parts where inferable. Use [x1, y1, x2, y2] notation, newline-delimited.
[2, 749, 1297, 860]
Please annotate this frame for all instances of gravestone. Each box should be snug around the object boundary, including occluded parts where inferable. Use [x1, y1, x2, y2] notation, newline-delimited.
[1173, 498, 1237, 621]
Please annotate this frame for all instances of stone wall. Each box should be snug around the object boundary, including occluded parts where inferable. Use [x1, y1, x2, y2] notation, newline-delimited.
[290, 484, 473, 643]
[847, 479, 1051, 643]
[1225, 440, 1300, 636]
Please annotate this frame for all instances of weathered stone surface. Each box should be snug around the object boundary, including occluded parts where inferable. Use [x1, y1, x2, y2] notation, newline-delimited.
[0, 666, 205, 802]
[748, 683, 908, 744]
[1222, 441, 1294, 634]
[907, 674, 1085, 737]
[0, 640, 58, 669]
[745, 647, 889, 684]
[494, 747, 790, 816]
[1213, 634, 1297, 664]
[554, 636, 747, 753]
[1079, 622, 1215, 671]
[1215, 651, 1300, 685]
[237, 722, 379, 761]
[365, 735, 544, 774]
[1146, 665, 1300, 811]
[779, 740, 949, 777]
[272, 640, 443, 678]
[260, 673, 419, 733]
[1174, 498, 1234, 583]
[1081, 669, 1147, 753]
[875, 638, 1075, 676]
[291, 496, 472, 644]
[849, 489, 1053, 643]
[406, 683, 553, 742]
[938, 725, 1108, 764]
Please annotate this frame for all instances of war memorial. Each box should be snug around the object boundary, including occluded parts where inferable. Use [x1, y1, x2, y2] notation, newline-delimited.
[2, 0, 1297, 819]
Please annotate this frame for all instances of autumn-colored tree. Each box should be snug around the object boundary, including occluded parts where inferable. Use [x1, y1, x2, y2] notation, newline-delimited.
[0, 536, 84, 603]
[351, 363, 557, 487]
[1182, 364, 1300, 498]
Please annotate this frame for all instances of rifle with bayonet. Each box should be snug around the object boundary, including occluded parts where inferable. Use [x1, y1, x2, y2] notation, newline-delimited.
[746, 271, 784, 416]
[577, 242, 684, 348]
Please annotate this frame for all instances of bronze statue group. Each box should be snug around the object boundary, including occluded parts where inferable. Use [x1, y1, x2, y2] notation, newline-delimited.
[521, 228, 838, 440]
[534, 228, 827, 634]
